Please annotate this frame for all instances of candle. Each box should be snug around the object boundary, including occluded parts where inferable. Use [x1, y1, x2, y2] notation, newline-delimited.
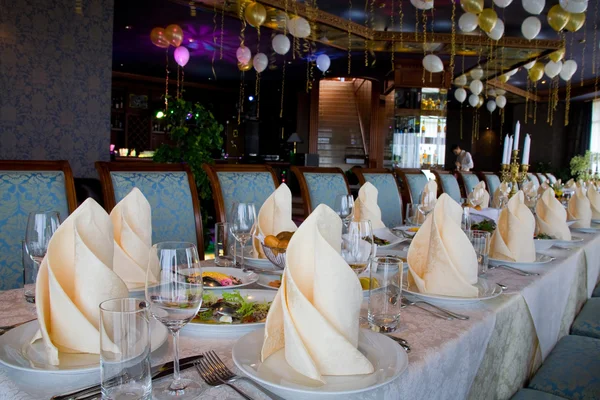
[502, 134, 509, 164]
[507, 136, 513, 163]
[522, 134, 531, 165]
[513, 121, 520, 151]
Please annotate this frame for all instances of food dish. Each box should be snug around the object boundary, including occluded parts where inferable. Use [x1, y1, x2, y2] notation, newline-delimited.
[534, 236, 584, 251]
[193, 290, 271, 325]
[403, 276, 503, 303]
[371, 228, 407, 249]
[470, 219, 497, 233]
[489, 253, 554, 267]
[182, 267, 258, 290]
[257, 274, 282, 290]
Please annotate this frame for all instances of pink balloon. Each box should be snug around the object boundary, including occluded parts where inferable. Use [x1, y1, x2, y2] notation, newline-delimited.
[174, 46, 190, 67]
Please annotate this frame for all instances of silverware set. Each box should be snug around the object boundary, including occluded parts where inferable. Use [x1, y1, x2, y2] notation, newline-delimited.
[490, 264, 539, 276]
[401, 297, 469, 320]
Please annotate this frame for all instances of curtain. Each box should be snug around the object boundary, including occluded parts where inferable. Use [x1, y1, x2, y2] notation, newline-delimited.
[564, 101, 592, 162]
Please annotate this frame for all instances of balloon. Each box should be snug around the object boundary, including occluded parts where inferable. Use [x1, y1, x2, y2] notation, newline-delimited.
[478, 9, 498, 33]
[477, 97, 484, 108]
[470, 67, 484, 80]
[523, 60, 536, 70]
[422, 54, 444, 73]
[236, 46, 251, 64]
[565, 12, 585, 32]
[461, 0, 484, 14]
[150, 27, 169, 48]
[549, 48, 565, 63]
[487, 18, 504, 40]
[521, 16, 541, 40]
[528, 62, 544, 81]
[238, 60, 252, 72]
[470, 79, 483, 95]
[499, 74, 510, 83]
[560, 59, 578, 80]
[316, 54, 331, 72]
[469, 94, 480, 107]
[559, 0, 588, 13]
[459, 12, 479, 32]
[495, 89, 507, 95]
[545, 61, 563, 78]
[506, 69, 518, 76]
[493, 0, 513, 7]
[547, 5, 570, 32]
[410, 0, 434, 10]
[455, 88, 467, 103]
[272, 34, 290, 55]
[496, 95, 507, 108]
[174, 46, 190, 67]
[165, 24, 183, 47]
[288, 16, 311, 38]
[245, 2, 267, 28]
[522, 0, 545, 15]
[487, 100, 497, 113]
[487, 88, 497, 97]
[454, 75, 468, 86]
[253, 53, 268, 73]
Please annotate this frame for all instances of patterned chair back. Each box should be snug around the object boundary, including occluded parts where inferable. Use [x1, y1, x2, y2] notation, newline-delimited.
[527, 173, 540, 186]
[395, 168, 429, 207]
[458, 172, 480, 196]
[432, 171, 462, 202]
[353, 168, 403, 228]
[0, 161, 77, 290]
[546, 173, 557, 184]
[203, 164, 279, 223]
[96, 162, 204, 257]
[291, 167, 350, 217]
[482, 174, 501, 197]
[536, 173, 548, 185]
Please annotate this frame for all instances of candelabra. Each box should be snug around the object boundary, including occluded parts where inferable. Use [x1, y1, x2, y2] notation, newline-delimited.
[500, 149, 529, 196]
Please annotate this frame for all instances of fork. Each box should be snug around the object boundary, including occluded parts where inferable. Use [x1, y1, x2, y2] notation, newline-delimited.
[402, 297, 470, 320]
[491, 264, 539, 276]
[196, 357, 254, 399]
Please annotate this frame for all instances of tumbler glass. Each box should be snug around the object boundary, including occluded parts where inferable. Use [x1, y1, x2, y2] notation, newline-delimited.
[368, 256, 403, 333]
[214, 222, 235, 267]
[466, 230, 491, 276]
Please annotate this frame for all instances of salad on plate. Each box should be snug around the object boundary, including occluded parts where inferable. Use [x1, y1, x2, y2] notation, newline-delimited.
[193, 291, 272, 325]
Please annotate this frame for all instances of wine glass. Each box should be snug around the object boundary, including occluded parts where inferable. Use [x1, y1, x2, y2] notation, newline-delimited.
[341, 220, 375, 275]
[229, 202, 257, 270]
[145, 242, 204, 399]
[334, 194, 355, 225]
[419, 191, 437, 218]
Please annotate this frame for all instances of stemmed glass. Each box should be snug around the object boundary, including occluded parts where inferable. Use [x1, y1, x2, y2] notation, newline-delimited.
[341, 220, 375, 275]
[334, 194, 355, 225]
[419, 191, 437, 219]
[229, 202, 257, 270]
[146, 242, 204, 399]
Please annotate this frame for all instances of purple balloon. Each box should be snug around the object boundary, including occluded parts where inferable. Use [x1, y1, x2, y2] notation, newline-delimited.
[174, 46, 190, 67]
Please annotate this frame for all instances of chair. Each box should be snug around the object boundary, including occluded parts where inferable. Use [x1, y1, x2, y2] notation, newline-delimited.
[594, 282, 600, 298]
[431, 171, 462, 202]
[203, 164, 279, 223]
[352, 167, 403, 227]
[0, 161, 77, 290]
[511, 389, 568, 399]
[570, 298, 600, 339]
[394, 168, 429, 207]
[457, 171, 480, 197]
[477, 172, 502, 197]
[545, 173, 558, 184]
[536, 173, 548, 185]
[291, 166, 351, 217]
[96, 162, 204, 257]
[527, 173, 540, 186]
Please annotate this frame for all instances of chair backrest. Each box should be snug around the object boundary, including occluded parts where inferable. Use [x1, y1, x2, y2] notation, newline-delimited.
[394, 168, 429, 207]
[291, 166, 351, 217]
[203, 164, 279, 223]
[457, 172, 480, 196]
[527, 173, 540, 186]
[353, 168, 403, 227]
[0, 161, 77, 290]
[478, 172, 501, 196]
[536, 173, 548, 185]
[96, 162, 204, 257]
[431, 171, 462, 202]
[545, 173, 557, 184]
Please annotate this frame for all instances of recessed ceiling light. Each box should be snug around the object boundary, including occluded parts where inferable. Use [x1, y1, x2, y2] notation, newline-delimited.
[120, 64, 124, 67]
[125, 25, 132, 30]
[541, 80, 547, 84]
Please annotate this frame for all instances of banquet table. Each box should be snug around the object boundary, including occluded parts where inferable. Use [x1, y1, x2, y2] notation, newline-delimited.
[1, 232, 599, 400]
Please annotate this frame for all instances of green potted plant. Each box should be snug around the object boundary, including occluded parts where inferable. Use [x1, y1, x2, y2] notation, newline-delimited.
[570, 151, 593, 182]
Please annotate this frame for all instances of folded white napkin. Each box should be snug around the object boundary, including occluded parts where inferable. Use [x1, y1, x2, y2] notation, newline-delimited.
[421, 180, 438, 207]
[522, 180, 539, 198]
[490, 191, 536, 262]
[468, 181, 490, 209]
[568, 186, 592, 228]
[110, 188, 157, 289]
[407, 194, 479, 297]
[536, 188, 571, 240]
[33, 199, 129, 365]
[565, 179, 576, 191]
[354, 182, 385, 229]
[588, 183, 600, 219]
[492, 182, 510, 208]
[253, 184, 297, 258]
[261, 204, 373, 382]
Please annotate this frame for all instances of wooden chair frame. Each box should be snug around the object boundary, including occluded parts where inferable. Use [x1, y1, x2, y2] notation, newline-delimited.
[291, 166, 351, 218]
[352, 167, 404, 220]
[202, 163, 279, 223]
[394, 168, 426, 206]
[456, 171, 480, 198]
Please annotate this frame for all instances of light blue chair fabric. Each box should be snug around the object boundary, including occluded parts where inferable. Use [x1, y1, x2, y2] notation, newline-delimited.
[538, 174, 548, 184]
[403, 173, 429, 204]
[215, 171, 277, 221]
[528, 335, 600, 400]
[304, 172, 349, 211]
[528, 173, 540, 185]
[462, 174, 480, 194]
[110, 172, 198, 247]
[593, 283, 600, 298]
[547, 174, 558, 184]
[485, 174, 501, 197]
[362, 173, 403, 228]
[0, 171, 70, 290]
[571, 298, 600, 339]
[511, 389, 568, 400]
[438, 174, 462, 202]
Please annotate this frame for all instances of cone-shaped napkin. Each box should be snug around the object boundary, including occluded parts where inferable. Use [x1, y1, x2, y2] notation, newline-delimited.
[469, 181, 490, 209]
[490, 191, 536, 262]
[253, 183, 297, 258]
[492, 182, 510, 208]
[407, 194, 479, 297]
[565, 179, 576, 191]
[261, 204, 374, 382]
[588, 183, 600, 220]
[536, 188, 571, 240]
[354, 182, 385, 229]
[568, 186, 592, 228]
[33, 198, 129, 365]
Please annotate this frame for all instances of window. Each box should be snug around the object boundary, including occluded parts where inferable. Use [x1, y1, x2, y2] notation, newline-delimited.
[591, 99, 600, 153]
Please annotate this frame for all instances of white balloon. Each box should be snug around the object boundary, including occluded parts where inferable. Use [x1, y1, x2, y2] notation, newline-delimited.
[487, 100, 497, 113]
[523, 60, 536, 70]
[559, 0, 588, 13]
[487, 88, 497, 97]
[458, 13, 479, 33]
[522, 0, 545, 15]
[506, 69, 518, 76]
[236, 46, 251, 64]
[470, 79, 483, 95]
[495, 89, 507, 96]
[410, 0, 434, 10]
[272, 34, 291, 55]
[287, 17, 311, 38]
[493, 0, 513, 7]
[487, 19, 505, 41]
[253, 53, 268, 73]
[560, 59, 578, 80]
[454, 75, 468, 86]
[496, 95, 507, 108]
[544, 60, 563, 78]
[455, 88, 467, 103]
[422, 54, 444, 73]
[521, 16, 541, 40]
[316, 54, 331, 72]
[470, 67, 484, 80]
[468, 94, 480, 107]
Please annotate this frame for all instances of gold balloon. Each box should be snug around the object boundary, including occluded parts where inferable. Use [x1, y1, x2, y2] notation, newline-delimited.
[549, 48, 565, 63]
[565, 13, 585, 32]
[547, 5, 570, 32]
[150, 27, 169, 48]
[528, 62, 544, 82]
[477, 96, 484, 108]
[499, 74, 510, 84]
[478, 9, 498, 33]
[238, 60, 253, 71]
[165, 24, 184, 47]
[460, 0, 484, 14]
[245, 2, 267, 28]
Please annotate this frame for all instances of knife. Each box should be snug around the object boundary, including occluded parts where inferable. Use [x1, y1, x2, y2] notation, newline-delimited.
[51, 355, 203, 400]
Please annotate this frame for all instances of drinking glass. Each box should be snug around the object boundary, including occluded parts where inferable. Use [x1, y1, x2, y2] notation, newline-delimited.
[524, 193, 539, 214]
[461, 207, 472, 233]
[419, 191, 437, 218]
[146, 242, 204, 399]
[368, 256, 403, 333]
[341, 220, 375, 275]
[100, 298, 152, 400]
[405, 204, 425, 226]
[229, 202, 257, 269]
[25, 211, 61, 265]
[466, 230, 491, 276]
[214, 222, 234, 267]
[334, 194, 355, 225]
[22, 241, 37, 309]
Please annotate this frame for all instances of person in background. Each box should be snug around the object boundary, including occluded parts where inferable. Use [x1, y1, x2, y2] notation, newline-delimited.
[452, 144, 474, 171]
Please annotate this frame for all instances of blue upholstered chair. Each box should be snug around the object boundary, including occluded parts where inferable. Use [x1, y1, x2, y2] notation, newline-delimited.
[528, 335, 600, 400]
[511, 389, 568, 400]
[570, 298, 600, 339]
[395, 168, 429, 208]
[593, 283, 600, 298]
[291, 167, 350, 217]
[458, 172, 480, 196]
[546, 174, 558, 184]
[96, 162, 204, 257]
[537, 173, 548, 185]
[432, 171, 462, 202]
[353, 168, 403, 228]
[527, 173, 540, 186]
[203, 164, 279, 223]
[0, 161, 77, 290]
[480, 173, 501, 197]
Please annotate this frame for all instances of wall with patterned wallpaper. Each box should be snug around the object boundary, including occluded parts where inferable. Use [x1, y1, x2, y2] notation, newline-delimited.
[0, 0, 114, 177]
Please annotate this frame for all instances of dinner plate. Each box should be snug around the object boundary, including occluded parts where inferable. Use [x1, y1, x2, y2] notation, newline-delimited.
[534, 237, 584, 251]
[566, 220, 579, 227]
[232, 327, 408, 398]
[0, 320, 168, 374]
[403, 276, 502, 303]
[391, 226, 419, 239]
[256, 274, 282, 290]
[489, 253, 554, 267]
[243, 248, 278, 268]
[592, 219, 600, 224]
[191, 267, 259, 290]
[373, 228, 407, 250]
[571, 226, 600, 234]
[183, 289, 275, 336]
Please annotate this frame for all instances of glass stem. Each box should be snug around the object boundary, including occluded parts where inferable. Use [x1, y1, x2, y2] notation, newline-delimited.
[172, 330, 181, 383]
[240, 242, 245, 269]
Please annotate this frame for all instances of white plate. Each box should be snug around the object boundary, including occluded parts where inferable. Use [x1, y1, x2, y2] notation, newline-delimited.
[403, 277, 502, 303]
[489, 253, 554, 267]
[194, 267, 259, 290]
[592, 219, 600, 225]
[534, 237, 584, 251]
[571, 226, 600, 234]
[256, 274, 282, 290]
[566, 220, 578, 227]
[391, 226, 419, 239]
[232, 327, 408, 397]
[373, 228, 407, 250]
[183, 289, 275, 336]
[242, 248, 278, 268]
[0, 320, 168, 374]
